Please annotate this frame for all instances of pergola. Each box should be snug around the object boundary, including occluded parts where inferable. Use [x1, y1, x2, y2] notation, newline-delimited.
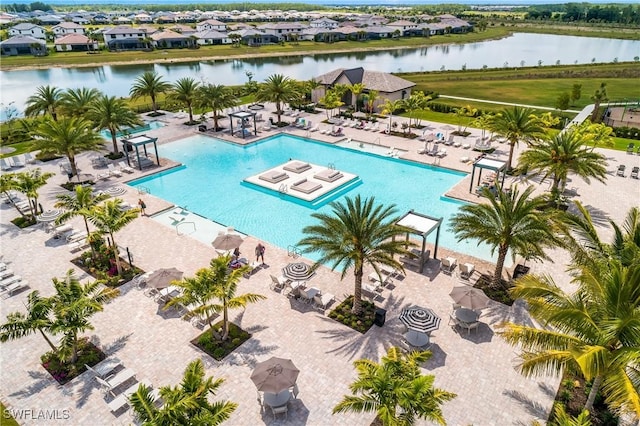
[228, 110, 258, 139]
[121, 134, 160, 171]
[468, 157, 507, 193]
[395, 211, 443, 273]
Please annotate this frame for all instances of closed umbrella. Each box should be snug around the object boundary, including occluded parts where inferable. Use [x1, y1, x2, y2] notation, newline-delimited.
[105, 186, 127, 197]
[211, 233, 243, 251]
[146, 267, 183, 290]
[441, 124, 455, 137]
[399, 307, 441, 334]
[36, 209, 61, 223]
[282, 262, 314, 281]
[449, 286, 490, 310]
[251, 357, 300, 393]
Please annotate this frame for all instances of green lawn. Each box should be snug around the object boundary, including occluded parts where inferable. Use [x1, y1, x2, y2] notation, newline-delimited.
[0, 401, 20, 426]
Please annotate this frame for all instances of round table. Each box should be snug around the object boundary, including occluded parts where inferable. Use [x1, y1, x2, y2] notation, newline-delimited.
[455, 308, 479, 324]
[263, 389, 291, 407]
[404, 329, 430, 347]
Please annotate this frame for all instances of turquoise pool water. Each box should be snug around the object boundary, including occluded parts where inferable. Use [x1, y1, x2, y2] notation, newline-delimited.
[101, 120, 164, 139]
[129, 134, 491, 261]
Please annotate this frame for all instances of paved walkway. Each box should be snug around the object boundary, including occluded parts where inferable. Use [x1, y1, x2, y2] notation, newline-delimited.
[1, 105, 638, 425]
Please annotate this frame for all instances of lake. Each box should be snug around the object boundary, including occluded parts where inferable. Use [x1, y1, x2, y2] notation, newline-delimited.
[1, 32, 639, 116]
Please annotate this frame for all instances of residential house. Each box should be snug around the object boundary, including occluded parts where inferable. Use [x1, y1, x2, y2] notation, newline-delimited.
[8, 23, 46, 39]
[0, 13, 18, 25]
[103, 26, 151, 51]
[256, 22, 306, 42]
[54, 33, 98, 52]
[0, 35, 47, 56]
[52, 22, 86, 36]
[386, 20, 418, 36]
[150, 29, 193, 49]
[195, 30, 231, 45]
[196, 19, 227, 32]
[230, 28, 278, 46]
[92, 14, 110, 24]
[300, 27, 345, 43]
[37, 14, 62, 25]
[170, 24, 197, 37]
[310, 17, 339, 29]
[312, 67, 415, 111]
[134, 13, 153, 24]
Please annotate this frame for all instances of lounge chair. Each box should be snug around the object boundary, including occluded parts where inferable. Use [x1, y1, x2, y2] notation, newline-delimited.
[319, 127, 329, 134]
[0, 158, 12, 171]
[262, 123, 272, 131]
[436, 148, 447, 158]
[631, 166, 639, 179]
[617, 165, 626, 177]
[627, 143, 635, 154]
[0, 269, 14, 280]
[290, 178, 322, 194]
[1, 280, 29, 298]
[270, 274, 289, 291]
[118, 161, 135, 174]
[314, 168, 343, 182]
[445, 134, 455, 145]
[460, 263, 475, 280]
[441, 257, 457, 274]
[313, 292, 335, 311]
[283, 161, 311, 174]
[23, 152, 36, 164]
[259, 170, 289, 184]
[96, 171, 111, 181]
[309, 124, 319, 132]
[362, 282, 383, 301]
[303, 121, 312, 130]
[95, 368, 136, 397]
[330, 127, 344, 137]
[11, 156, 25, 167]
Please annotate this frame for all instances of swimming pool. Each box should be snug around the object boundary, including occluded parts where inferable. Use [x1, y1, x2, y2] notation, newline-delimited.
[129, 134, 493, 262]
[101, 120, 165, 139]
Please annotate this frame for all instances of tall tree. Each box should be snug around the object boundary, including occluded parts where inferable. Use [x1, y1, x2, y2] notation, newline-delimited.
[88, 95, 142, 154]
[170, 77, 200, 124]
[130, 71, 171, 115]
[379, 99, 403, 133]
[500, 260, 640, 417]
[255, 74, 301, 125]
[129, 359, 237, 425]
[0, 291, 57, 353]
[59, 87, 102, 118]
[590, 82, 608, 122]
[24, 85, 62, 121]
[518, 128, 608, 202]
[365, 90, 379, 116]
[32, 117, 104, 176]
[12, 169, 54, 217]
[349, 82, 365, 110]
[167, 255, 265, 341]
[298, 195, 411, 315]
[196, 84, 236, 131]
[49, 270, 119, 363]
[488, 106, 545, 171]
[87, 199, 139, 275]
[333, 347, 456, 425]
[450, 185, 560, 288]
[0, 173, 25, 218]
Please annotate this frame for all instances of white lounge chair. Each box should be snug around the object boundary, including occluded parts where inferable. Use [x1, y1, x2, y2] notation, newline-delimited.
[0, 158, 12, 171]
[95, 368, 136, 396]
[0, 280, 29, 298]
[23, 152, 36, 164]
[440, 257, 457, 274]
[460, 263, 475, 280]
[313, 293, 335, 311]
[11, 156, 25, 167]
[270, 274, 289, 291]
[309, 124, 319, 132]
[107, 164, 122, 177]
[117, 161, 134, 174]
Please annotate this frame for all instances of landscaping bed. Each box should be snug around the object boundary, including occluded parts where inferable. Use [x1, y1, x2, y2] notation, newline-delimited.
[474, 275, 515, 306]
[191, 321, 251, 361]
[554, 369, 618, 425]
[72, 248, 142, 287]
[60, 179, 94, 191]
[41, 338, 105, 385]
[10, 215, 36, 229]
[328, 296, 377, 333]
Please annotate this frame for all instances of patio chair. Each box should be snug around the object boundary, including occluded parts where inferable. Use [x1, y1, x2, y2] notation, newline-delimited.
[23, 152, 36, 164]
[440, 257, 457, 274]
[11, 156, 25, 167]
[313, 292, 335, 312]
[117, 161, 135, 174]
[460, 263, 475, 280]
[617, 165, 626, 177]
[0, 158, 13, 171]
[631, 166, 639, 179]
[290, 383, 299, 399]
[269, 274, 288, 291]
[95, 368, 136, 396]
[108, 380, 151, 413]
[271, 404, 288, 419]
[459, 321, 480, 335]
[0, 280, 29, 298]
[309, 124, 319, 132]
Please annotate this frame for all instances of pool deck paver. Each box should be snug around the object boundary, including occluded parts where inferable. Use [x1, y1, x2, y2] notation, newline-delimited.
[1, 104, 639, 425]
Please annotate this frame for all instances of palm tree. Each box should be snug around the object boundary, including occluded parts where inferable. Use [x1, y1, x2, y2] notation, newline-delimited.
[129, 71, 171, 115]
[499, 260, 640, 417]
[32, 117, 104, 176]
[255, 74, 301, 125]
[12, 169, 54, 217]
[88, 95, 142, 154]
[365, 90, 380, 116]
[349, 83, 365, 110]
[168, 255, 265, 341]
[455, 104, 478, 134]
[129, 359, 237, 425]
[49, 270, 119, 363]
[59, 87, 102, 118]
[196, 84, 236, 131]
[402, 92, 430, 129]
[24, 85, 62, 121]
[170, 77, 200, 123]
[319, 90, 344, 120]
[450, 185, 560, 288]
[488, 106, 545, 171]
[87, 199, 140, 275]
[590, 82, 608, 122]
[518, 129, 608, 202]
[298, 195, 411, 315]
[333, 347, 456, 425]
[0, 172, 25, 217]
[379, 99, 403, 133]
[0, 291, 57, 353]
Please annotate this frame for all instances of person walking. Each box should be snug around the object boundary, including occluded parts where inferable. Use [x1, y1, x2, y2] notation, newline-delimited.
[138, 198, 147, 216]
[255, 243, 266, 264]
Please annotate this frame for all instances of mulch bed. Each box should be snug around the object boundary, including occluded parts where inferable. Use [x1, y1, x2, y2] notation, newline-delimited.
[555, 369, 618, 425]
[328, 295, 377, 333]
[41, 338, 105, 385]
[191, 321, 251, 361]
[474, 274, 515, 306]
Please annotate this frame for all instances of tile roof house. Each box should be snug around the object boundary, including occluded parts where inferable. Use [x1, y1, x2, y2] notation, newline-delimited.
[310, 17, 339, 29]
[256, 22, 306, 41]
[8, 23, 46, 39]
[196, 19, 227, 32]
[195, 30, 231, 45]
[52, 22, 86, 36]
[54, 33, 98, 51]
[313, 67, 415, 110]
[150, 29, 194, 48]
[103, 26, 152, 51]
[0, 35, 47, 56]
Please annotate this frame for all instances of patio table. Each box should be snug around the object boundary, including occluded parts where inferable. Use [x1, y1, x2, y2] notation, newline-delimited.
[455, 308, 479, 324]
[263, 389, 291, 407]
[404, 329, 430, 347]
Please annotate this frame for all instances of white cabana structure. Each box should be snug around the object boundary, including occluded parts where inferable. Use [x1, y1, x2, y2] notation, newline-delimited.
[395, 211, 443, 273]
[468, 157, 507, 193]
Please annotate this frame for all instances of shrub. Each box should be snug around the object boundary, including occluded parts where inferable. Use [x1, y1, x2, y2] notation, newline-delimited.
[41, 338, 105, 385]
[11, 215, 37, 228]
[328, 296, 376, 333]
[192, 321, 251, 361]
